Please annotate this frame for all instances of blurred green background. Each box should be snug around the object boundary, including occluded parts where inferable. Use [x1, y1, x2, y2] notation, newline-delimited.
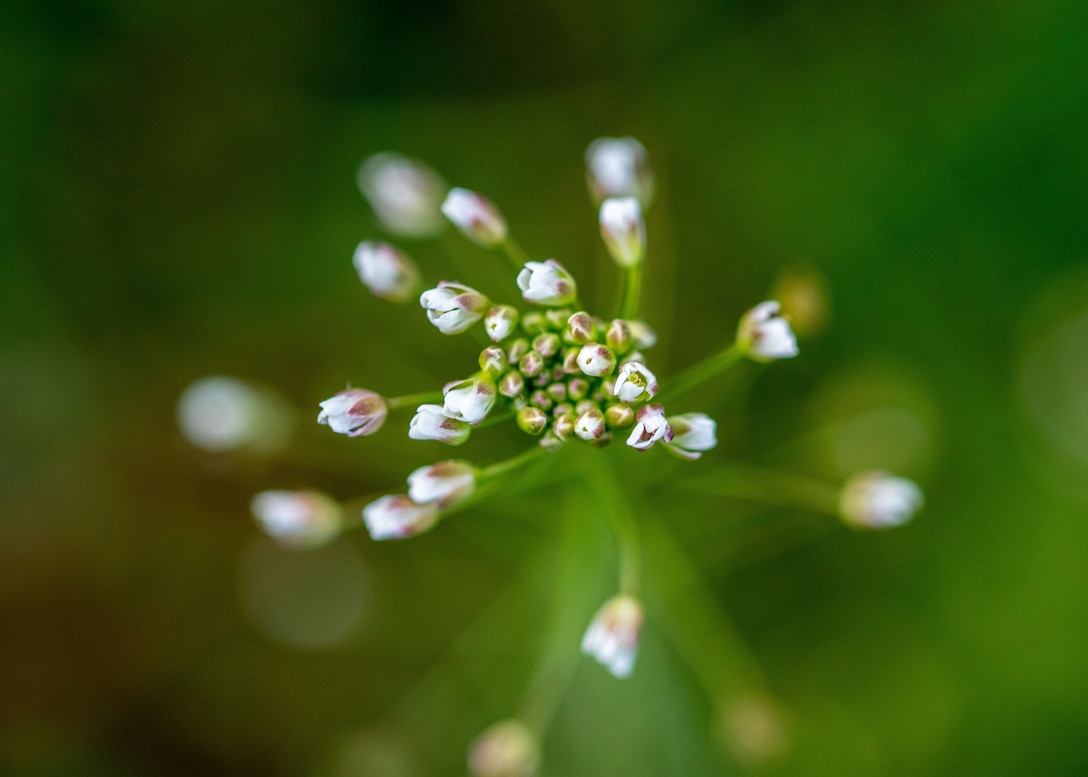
[4, 0, 1088, 775]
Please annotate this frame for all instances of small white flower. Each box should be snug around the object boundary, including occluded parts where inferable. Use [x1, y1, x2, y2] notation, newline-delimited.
[581, 594, 644, 679]
[840, 471, 923, 529]
[585, 136, 654, 206]
[362, 494, 439, 540]
[352, 241, 421, 302]
[177, 376, 292, 453]
[666, 413, 718, 460]
[251, 490, 342, 547]
[574, 407, 607, 441]
[599, 197, 646, 267]
[407, 460, 476, 507]
[317, 388, 388, 437]
[357, 152, 447, 237]
[736, 301, 799, 362]
[441, 187, 508, 246]
[485, 305, 519, 342]
[408, 404, 471, 445]
[516, 259, 578, 307]
[420, 281, 491, 335]
[468, 719, 540, 777]
[626, 403, 673, 451]
[443, 377, 497, 425]
[613, 361, 658, 403]
[576, 343, 617, 377]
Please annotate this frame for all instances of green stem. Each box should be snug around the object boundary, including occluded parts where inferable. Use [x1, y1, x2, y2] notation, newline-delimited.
[683, 463, 841, 515]
[478, 444, 549, 481]
[619, 262, 643, 321]
[386, 390, 443, 410]
[587, 455, 641, 595]
[662, 344, 744, 400]
[501, 237, 531, 271]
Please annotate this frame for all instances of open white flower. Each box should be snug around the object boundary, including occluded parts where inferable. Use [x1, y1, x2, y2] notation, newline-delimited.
[626, 403, 673, 451]
[362, 495, 439, 540]
[516, 259, 578, 307]
[408, 404, 472, 445]
[581, 594, 644, 678]
[357, 152, 447, 237]
[599, 197, 646, 267]
[840, 471, 923, 529]
[407, 460, 477, 507]
[352, 241, 421, 302]
[613, 361, 658, 403]
[250, 490, 342, 547]
[443, 377, 497, 425]
[420, 281, 490, 335]
[442, 187, 508, 246]
[666, 413, 718, 460]
[736, 301, 799, 362]
[317, 388, 388, 437]
[585, 136, 654, 206]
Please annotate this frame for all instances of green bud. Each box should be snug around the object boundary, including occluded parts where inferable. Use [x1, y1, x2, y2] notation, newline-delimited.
[565, 311, 597, 345]
[605, 403, 636, 429]
[546, 382, 567, 405]
[499, 369, 525, 398]
[545, 308, 571, 330]
[605, 319, 632, 353]
[517, 406, 548, 435]
[507, 337, 530, 362]
[567, 378, 590, 401]
[552, 412, 576, 440]
[529, 389, 553, 411]
[479, 345, 508, 378]
[562, 347, 582, 374]
[519, 349, 545, 378]
[521, 312, 548, 335]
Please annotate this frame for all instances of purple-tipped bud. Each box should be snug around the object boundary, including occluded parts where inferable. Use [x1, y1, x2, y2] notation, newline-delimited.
[585, 137, 655, 207]
[352, 241, 421, 302]
[318, 388, 388, 437]
[479, 346, 508, 378]
[498, 370, 526, 398]
[484, 305, 519, 342]
[567, 378, 590, 401]
[613, 361, 659, 404]
[545, 382, 567, 405]
[574, 407, 607, 441]
[605, 319, 633, 353]
[565, 311, 597, 344]
[599, 197, 646, 267]
[519, 350, 545, 378]
[408, 405, 471, 445]
[562, 347, 582, 374]
[532, 332, 561, 358]
[441, 187, 508, 246]
[362, 494, 439, 540]
[666, 413, 718, 460]
[516, 259, 578, 307]
[407, 460, 477, 507]
[552, 411, 576, 440]
[576, 343, 617, 377]
[626, 403, 673, 451]
[420, 281, 490, 335]
[357, 152, 447, 238]
[516, 406, 549, 436]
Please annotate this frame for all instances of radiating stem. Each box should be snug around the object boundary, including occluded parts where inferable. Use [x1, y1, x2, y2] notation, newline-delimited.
[501, 237, 531, 271]
[386, 391, 443, 410]
[619, 262, 643, 321]
[478, 444, 549, 481]
[683, 463, 841, 515]
[661, 344, 744, 400]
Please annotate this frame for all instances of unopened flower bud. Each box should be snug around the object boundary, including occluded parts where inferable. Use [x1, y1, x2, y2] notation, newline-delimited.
[520, 311, 547, 335]
[626, 403, 673, 451]
[605, 319, 632, 353]
[357, 152, 447, 238]
[565, 311, 597, 344]
[517, 349, 544, 378]
[485, 305, 519, 342]
[407, 460, 476, 507]
[599, 197, 646, 267]
[605, 403, 635, 429]
[318, 388, 388, 437]
[479, 346, 508, 378]
[498, 370, 525, 398]
[251, 490, 342, 547]
[529, 389, 553, 412]
[468, 719, 540, 777]
[544, 309, 570, 330]
[507, 338, 530, 362]
[538, 431, 564, 451]
[516, 259, 578, 307]
[552, 411, 576, 440]
[567, 378, 590, 401]
[576, 343, 617, 377]
[517, 406, 549, 436]
[532, 332, 561, 358]
[443, 378, 497, 425]
[839, 471, 923, 529]
[574, 407, 607, 441]
[613, 361, 658, 403]
[441, 187, 508, 246]
[585, 136, 654, 206]
[408, 405, 471, 445]
[666, 413, 718, 460]
[736, 301, 799, 361]
[627, 320, 657, 349]
[581, 594, 644, 678]
[420, 282, 490, 335]
[178, 376, 292, 453]
[351, 241, 421, 303]
[562, 347, 582, 374]
[362, 494, 439, 540]
[619, 350, 646, 366]
[545, 382, 567, 405]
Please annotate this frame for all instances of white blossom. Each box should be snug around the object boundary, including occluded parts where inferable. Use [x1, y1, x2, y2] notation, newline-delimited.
[250, 490, 342, 547]
[736, 301, 799, 361]
[443, 377, 497, 425]
[357, 152, 447, 237]
[362, 494, 439, 540]
[581, 594, 644, 678]
[317, 388, 388, 437]
[407, 460, 476, 507]
[626, 403, 673, 451]
[352, 241, 421, 302]
[441, 187, 508, 246]
[585, 136, 654, 206]
[485, 305, 519, 342]
[516, 259, 578, 307]
[839, 471, 923, 529]
[666, 413, 718, 460]
[420, 281, 490, 335]
[599, 197, 646, 267]
[613, 361, 658, 403]
[408, 404, 471, 445]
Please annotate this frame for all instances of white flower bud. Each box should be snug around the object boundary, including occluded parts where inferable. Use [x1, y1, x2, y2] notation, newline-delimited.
[574, 407, 607, 441]
[516, 259, 578, 307]
[357, 152, 447, 238]
[839, 471, 923, 529]
[599, 197, 646, 267]
[585, 136, 654, 206]
[736, 301, 799, 361]
[442, 377, 497, 425]
[420, 281, 491, 335]
[581, 594, 644, 679]
[613, 361, 658, 403]
[407, 460, 476, 507]
[362, 494, 439, 540]
[250, 490, 342, 547]
[441, 187, 508, 246]
[576, 343, 616, 377]
[177, 376, 293, 453]
[468, 719, 540, 777]
[352, 241, 421, 303]
[317, 388, 388, 437]
[627, 320, 657, 349]
[626, 403, 673, 451]
[666, 413, 718, 460]
[485, 305, 519, 342]
[408, 404, 471, 445]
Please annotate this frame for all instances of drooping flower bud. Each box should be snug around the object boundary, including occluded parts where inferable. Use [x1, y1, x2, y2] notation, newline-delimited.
[351, 241, 421, 303]
[362, 494, 439, 540]
[484, 305, 519, 342]
[441, 187, 508, 246]
[407, 460, 477, 507]
[357, 152, 447, 238]
[576, 343, 617, 377]
[736, 301, 799, 362]
[613, 361, 658, 403]
[626, 403, 673, 451]
[443, 378, 497, 425]
[468, 719, 540, 777]
[317, 388, 388, 437]
[250, 490, 342, 547]
[666, 413, 718, 460]
[585, 136, 654, 206]
[516, 259, 578, 307]
[408, 405, 471, 445]
[516, 406, 548, 436]
[839, 471, 923, 529]
[420, 282, 491, 335]
[599, 197, 646, 267]
[581, 594, 644, 678]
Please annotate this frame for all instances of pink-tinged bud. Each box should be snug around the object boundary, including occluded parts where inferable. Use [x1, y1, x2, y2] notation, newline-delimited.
[498, 369, 526, 398]
[250, 490, 342, 547]
[839, 471, 923, 529]
[357, 152, 447, 238]
[552, 411, 576, 440]
[567, 378, 590, 401]
[666, 413, 718, 460]
[626, 403, 673, 451]
[562, 347, 582, 374]
[362, 494, 439, 540]
[613, 361, 659, 403]
[408, 404, 471, 445]
[351, 241, 421, 303]
[544, 308, 570, 330]
[407, 460, 476, 507]
[574, 407, 607, 441]
[518, 350, 545, 378]
[538, 431, 564, 451]
[443, 378, 497, 425]
[317, 388, 388, 437]
[441, 187, 508, 246]
[516, 259, 578, 307]
[532, 332, 561, 358]
[506, 338, 530, 362]
[520, 312, 548, 335]
[585, 136, 655, 206]
[605, 319, 632, 353]
[736, 301, 799, 361]
[485, 305, 519, 342]
[605, 403, 635, 429]
[517, 406, 548, 436]
[420, 281, 491, 335]
[581, 594, 644, 678]
[599, 197, 646, 267]
[468, 719, 540, 777]
[545, 382, 567, 405]
[627, 320, 657, 349]
[576, 343, 617, 377]
[565, 311, 597, 344]
[479, 346, 508, 379]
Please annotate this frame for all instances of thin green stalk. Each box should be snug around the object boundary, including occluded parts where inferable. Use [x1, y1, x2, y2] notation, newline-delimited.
[683, 463, 841, 515]
[386, 390, 443, 410]
[618, 262, 643, 321]
[501, 237, 531, 271]
[662, 344, 744, 400]
[478, 444, 548, 481]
